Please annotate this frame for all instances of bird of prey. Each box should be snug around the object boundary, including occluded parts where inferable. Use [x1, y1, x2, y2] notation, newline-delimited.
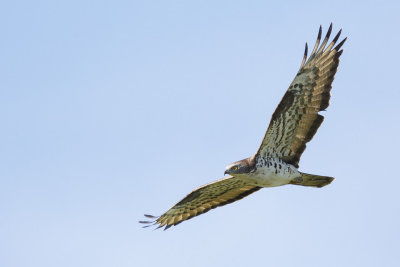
[140, 24, 346, 230]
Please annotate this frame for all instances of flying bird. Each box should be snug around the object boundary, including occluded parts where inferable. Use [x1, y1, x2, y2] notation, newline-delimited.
[140, 24, 346, 230]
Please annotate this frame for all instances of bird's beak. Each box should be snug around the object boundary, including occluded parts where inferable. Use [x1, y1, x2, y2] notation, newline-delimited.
[224, 170, 228, 175]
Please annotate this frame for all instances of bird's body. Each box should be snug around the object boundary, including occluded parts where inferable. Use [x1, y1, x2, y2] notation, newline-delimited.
[227, 156, 300, 187]
[140, 24, 346, 230]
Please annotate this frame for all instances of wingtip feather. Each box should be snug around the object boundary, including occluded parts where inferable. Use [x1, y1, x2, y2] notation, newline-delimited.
[164, 224, 173, 231]
[300, 42, 308, 68]
[318, 25, 322, 39]
[311, 26, 322, 55]
[144, 214, 159, 219]
[317, 23, 333, 54]
[331, 29, 342, 44]
[334, 37, 347, 51]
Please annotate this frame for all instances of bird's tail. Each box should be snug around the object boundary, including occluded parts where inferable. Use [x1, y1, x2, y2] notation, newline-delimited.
[290, 172, 334, 188]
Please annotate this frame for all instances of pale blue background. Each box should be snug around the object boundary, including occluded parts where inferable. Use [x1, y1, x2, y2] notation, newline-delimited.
[1, 1, 399, 266]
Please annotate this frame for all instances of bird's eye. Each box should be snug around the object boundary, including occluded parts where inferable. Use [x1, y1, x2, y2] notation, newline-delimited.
[234, 166, 238, 171]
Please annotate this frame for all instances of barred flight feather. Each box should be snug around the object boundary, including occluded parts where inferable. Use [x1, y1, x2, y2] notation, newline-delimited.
[256, 23, 346, 168]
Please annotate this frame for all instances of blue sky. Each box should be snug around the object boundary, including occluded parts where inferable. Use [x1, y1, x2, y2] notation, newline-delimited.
[1, 1, 400, 266]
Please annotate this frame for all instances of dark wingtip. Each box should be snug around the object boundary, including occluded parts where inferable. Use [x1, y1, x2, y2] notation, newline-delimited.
[318, 25, 322, 40]
[331, 28, 342, 44]
[334, 37, 347, 51]
[304, 42, 308, 59]
[164, 224, 173, 231]
[144, 214, 159, 219]
[336, 49, 344, 58]
[316, 23, 334, 54]
[326, 23, 333, 40]
[140, 214, 161, 229]
[156, 224, 165, 230]
[142, 224, 156, 228]
[325, 28, 343, 52]
[139, 220, 154, 224]
[311, 25, 323, 56]
[300, 42, 308, 68]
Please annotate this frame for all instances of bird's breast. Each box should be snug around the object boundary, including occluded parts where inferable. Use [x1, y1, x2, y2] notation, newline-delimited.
[236, 157, 300, 187]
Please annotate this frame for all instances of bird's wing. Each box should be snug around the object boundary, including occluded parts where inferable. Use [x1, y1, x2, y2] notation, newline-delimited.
[256, 24, 346, 168]
[139, 176, 261, 230]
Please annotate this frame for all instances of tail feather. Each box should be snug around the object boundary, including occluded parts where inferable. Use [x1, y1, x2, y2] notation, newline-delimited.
[291, 172, 334, 188]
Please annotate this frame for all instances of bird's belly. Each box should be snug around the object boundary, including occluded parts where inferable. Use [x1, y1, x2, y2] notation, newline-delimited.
[236, 159, 300, 187]
[238, 172, 293, 187]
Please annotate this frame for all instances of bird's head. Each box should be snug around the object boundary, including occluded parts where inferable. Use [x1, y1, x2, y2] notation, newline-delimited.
[224, 157, 255, 176]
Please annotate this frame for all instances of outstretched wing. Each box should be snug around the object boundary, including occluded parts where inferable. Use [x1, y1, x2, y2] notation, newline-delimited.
[139, 176, 261, 230]
[256, 24, 346, 168]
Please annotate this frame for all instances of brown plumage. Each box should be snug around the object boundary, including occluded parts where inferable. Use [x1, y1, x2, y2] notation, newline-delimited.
[140, 176, 261, 230]
[140, 24, 346, 230]
[257, 23, 346, 167]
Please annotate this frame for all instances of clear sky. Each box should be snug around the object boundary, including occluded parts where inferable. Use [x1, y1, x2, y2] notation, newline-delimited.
[1, 1, 400, 266]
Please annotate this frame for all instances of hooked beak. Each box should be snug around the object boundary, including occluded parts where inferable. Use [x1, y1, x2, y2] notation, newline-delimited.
[224, 170, 229, 175]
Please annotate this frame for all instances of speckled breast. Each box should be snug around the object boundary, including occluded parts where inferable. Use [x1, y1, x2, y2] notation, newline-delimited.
[236, 157, 301, 187]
